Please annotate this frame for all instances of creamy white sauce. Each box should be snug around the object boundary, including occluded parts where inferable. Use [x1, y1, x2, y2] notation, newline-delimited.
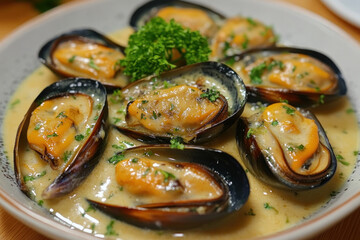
[2, 28, 359, 239]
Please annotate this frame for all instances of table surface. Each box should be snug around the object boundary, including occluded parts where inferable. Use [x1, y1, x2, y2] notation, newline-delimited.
[0, 0, 359, 239]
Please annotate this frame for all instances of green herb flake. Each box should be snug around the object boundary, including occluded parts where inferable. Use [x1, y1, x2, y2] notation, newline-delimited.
[287, 146, 294, 152]
[144, 150, 154, 157]
[246, 128, 255, 138]
[23, 170, 47, 183]
[170, 137, 184, 150]
[108, 153, 125, 165]
[225, 56, 236, 66]
[282, 105, 295, 115]
[170, 103, 175, 111]
[152, 111, 158, 120]
[112, 144, 125, 150]
[264, 202, 279, 214]
[250, 62, 267, 84]
[131, 158, 139, 163]
[56, 111, 67, 118]
[113, 117, 122, 124]
[246, 17, 257, 26]
[110, 89, 123, 104]
[90, 223, 96, 233]
[62, 151, 72, 163]
[68, 55, 76, 63]
[271, 120, 279, 126]
[37, 200, 44, 207]
[200, 88, 220, 102]
[292, 66, 297, 72]
[143, 167, 151, 177]
[158, 169, 176, 182]
[353, 151, 359, 156]
[318, 94, 325, 104]
[82, 205, 96, 217]
[141, 100, 149, 104]
[88, 57, 100, 70]
[336, 154, 350, 166]
[10, 99, 20, 109]
[346, 108, 355, 114]
[75, 134, 85, 141]
[141, 113, 146, 120]
[122, 141, 134, 146]
[105, 220, 118, 236]
[242, 34, 249, 50]
[34, 123, 42, 130]
[244, 208, 256, 216]
[297, 144, 305, 151]
[47, 132, 58, 138]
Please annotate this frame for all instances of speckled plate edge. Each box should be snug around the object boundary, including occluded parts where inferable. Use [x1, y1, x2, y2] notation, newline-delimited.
[0, 0, 359, 239]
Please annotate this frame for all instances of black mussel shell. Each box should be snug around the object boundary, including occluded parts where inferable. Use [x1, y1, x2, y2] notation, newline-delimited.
[114, 61, 247, 144]
[236, 105, 336, 190]
[14, 78, 109, 199]
[222, 47, 346, 107]
[38, 29, 128, 89]
[130, 0, 226, 31]
[87, 145, 250, 229]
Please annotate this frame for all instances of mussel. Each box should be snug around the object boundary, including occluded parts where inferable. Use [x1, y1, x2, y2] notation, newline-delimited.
[130, 0, 226, 38]
[113, 61, 247, 144]
[38, 29, 129, 89]
[14, 78, 108, 199]
[87, 145, 250, 229]
[211, 16, 277, 60]
[223, 47, 347, 107]
[236, 102, 336, 190]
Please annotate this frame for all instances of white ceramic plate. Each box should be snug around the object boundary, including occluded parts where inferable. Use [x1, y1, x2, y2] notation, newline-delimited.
[322, 0, 360, 28]
[0, 0, 360, 239]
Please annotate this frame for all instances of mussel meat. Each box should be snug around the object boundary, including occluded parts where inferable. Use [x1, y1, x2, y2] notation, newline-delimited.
[211, 16, 277, 60]
[130, 0, 225, 38]
[113, 61, 247, 144]
[87, 145, 250, 229]
[38, 29, 129, 89]
[236, 102, 336, 190]
[14, 78, 108, 199]
[223, 47, 347, 107]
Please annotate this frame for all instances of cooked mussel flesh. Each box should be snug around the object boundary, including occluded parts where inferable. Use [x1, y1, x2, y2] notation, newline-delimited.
[87, 145, 250, 229]
[14, 78, 108, 199]
[130, 0, 225, 38]
[211, 16, 277, 60]
[223, 47, 346, 107]
[112, 61, 247, 144]
[236, 102, 336, 190]
[38, 29, 129, 89]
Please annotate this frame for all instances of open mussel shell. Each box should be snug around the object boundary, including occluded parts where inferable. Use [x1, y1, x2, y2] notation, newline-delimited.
[130, 0, 225, 38]
[14, 78, 108, 199]
[87, 145, 250, 230]
[38, 29, 128, 89]
[222, 47, 347, 107]
[115, 61, 247, 144]
[236, 104, 336, 190]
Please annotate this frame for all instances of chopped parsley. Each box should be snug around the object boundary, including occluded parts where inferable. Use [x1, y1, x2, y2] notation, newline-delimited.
[47, 132, 58, 138]
[282, 105, 295, 115]
[264, 202, 279, 214]
[110, 89, 123, 104]
[56, 111, 67, 118]
[108, 153, 125, 165]
[131, 158, 139, 163]
[120, 17, 211, 81]
[200, 88, 220, 102]
[336, 154, 349, 166]
[10, 99, 20, 109]
[271, 120, 279, 126]
[242, 34, 249, 50]
[24, 170, 47, 183]
[34, 123, 42, 130]
[246, 17, 257, 26]
[105, 220, 118, 236]
[88, 57, 100, 70]
[170, 137, 185, 150]
[246, 128, 255, 138]
[249, 62, 267, 84]
[244, 208, 256, 216]
[156, 169, 176, 182]
[75, 134, 85, 141]
[62, 151, 72, 162]
[68, 55, 76, 63]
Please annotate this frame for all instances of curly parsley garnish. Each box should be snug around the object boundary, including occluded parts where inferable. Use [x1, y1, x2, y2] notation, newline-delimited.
[120, 17, 211, 81]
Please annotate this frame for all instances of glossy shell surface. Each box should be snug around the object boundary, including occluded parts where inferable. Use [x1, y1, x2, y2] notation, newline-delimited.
[14, 78, 109, 199]
[38, 29, 128, 89]
[236, 104, 337, 190]
[223, 47, 347, 107]
[114, 61, 247, 144]
[87, 145, 250, 229]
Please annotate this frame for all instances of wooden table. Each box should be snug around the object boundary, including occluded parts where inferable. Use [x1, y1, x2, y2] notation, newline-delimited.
[0, 0, 359, 239]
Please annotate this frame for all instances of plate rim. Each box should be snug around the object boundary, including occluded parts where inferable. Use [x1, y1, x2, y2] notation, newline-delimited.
[0, 0, 359, 239]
